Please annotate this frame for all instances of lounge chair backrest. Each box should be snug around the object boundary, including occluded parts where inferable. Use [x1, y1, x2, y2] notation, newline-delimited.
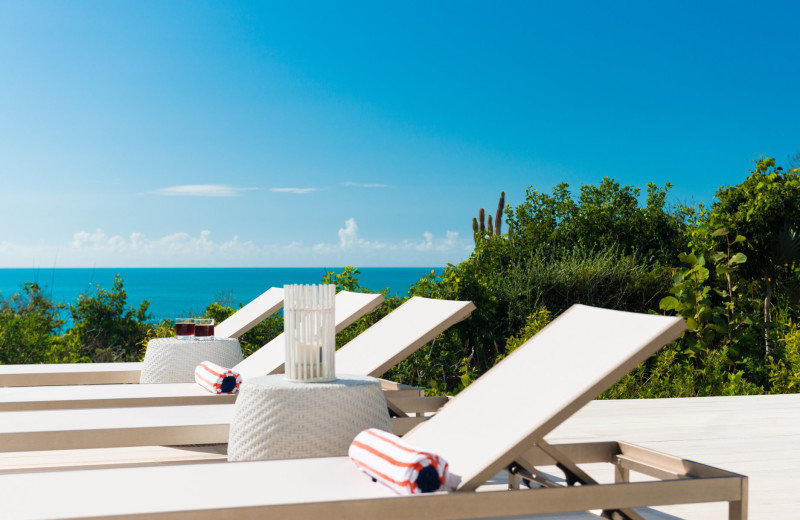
[403, 304, 686, 491]
[214, 287, 285, 339]
[234, 291, 384, 379]
[335, 296, 476, 377]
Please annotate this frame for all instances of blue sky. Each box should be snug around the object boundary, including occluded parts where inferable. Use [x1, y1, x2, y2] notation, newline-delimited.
[1, 1, 798, 267]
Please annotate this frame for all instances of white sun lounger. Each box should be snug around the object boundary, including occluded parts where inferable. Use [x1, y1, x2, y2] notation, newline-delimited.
[0, 287, 286, 387]
[0, 297, 476, 452]
[0, 305, 748, 520]
[0, 290, 385, 411]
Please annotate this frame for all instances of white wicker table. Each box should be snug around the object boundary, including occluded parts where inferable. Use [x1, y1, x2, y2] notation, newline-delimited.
[227, 374, 393, 462]
[139, 338, 243, 384]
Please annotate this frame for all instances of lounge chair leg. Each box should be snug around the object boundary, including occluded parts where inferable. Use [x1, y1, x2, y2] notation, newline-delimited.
[507, 469, 521, 490]
[614, 461, 630, 483]
[729, 501, 747, 520]
[729, 476, 748, 520]
[538, 440, 645, 520]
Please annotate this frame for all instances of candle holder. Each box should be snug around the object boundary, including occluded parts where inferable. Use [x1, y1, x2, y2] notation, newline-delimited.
[284, 284, 336, 383]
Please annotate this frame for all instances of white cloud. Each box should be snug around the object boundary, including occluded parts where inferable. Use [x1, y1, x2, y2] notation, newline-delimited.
[270, 187, 318, 194]
[341, 182, 390, 188]
[406, 229, 461, 252]
[313, 218, 387, 252]
[310, 218, 461, 260]
[0, 221, 470, 268]
[339, 218, 358, 248]
[153, 185, 256, 197]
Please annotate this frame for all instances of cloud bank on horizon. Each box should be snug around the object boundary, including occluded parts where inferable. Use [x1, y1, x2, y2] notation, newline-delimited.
[0, 219, 469, 268]
[269, 187, 320, 194]
[153, 185, 258, 197]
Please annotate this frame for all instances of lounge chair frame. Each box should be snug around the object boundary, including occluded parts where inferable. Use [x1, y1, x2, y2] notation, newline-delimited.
[0, 442, 746, 520]
[506, 439, 747, 520]
[0, 305, 748, 519]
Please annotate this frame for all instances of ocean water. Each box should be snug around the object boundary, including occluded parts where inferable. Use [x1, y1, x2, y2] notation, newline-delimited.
[0, 267, 442, 324]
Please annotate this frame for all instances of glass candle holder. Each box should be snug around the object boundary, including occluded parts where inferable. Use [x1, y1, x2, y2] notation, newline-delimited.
[284, 284, 335, 382]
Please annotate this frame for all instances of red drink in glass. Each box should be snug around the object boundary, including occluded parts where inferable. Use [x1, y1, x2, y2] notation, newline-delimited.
[175, 318, 195, 339]
[195, 319, 215, 339]
[175, 323, 195, 336]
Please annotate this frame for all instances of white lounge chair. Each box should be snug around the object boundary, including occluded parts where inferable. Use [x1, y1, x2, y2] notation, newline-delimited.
[0, 290, 385, 411]
[0, 297, 476, 452]
[0, 287, 286, 387]
[0, 305, 748, 520]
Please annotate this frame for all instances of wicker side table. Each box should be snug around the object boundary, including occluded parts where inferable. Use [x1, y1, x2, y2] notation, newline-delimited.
[227, 374, 392, 462]
[139, 338, 243, 384]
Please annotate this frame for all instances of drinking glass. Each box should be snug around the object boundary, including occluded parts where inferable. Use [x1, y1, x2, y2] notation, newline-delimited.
[195, 318, 215, 340]
[175, 318, 195, 339]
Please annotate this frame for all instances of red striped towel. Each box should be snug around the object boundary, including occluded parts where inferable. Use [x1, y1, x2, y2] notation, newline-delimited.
[194, 361, 242, 394]
[349, 428, 451, 494]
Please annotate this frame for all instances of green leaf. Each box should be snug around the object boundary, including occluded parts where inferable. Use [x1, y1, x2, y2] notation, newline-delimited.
[693, 265, 710, 281]
[729, 252, 747, 265]
[659, 296, 680, 311]
[678, 252, 698, 266]
[711, 228, 728, 237]
[685, 317, 698, 330]
[710, 252, 726, 263]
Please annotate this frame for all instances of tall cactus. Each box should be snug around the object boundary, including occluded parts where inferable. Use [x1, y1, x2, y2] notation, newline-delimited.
[495, 191, 505, 235]
[472, 192, 506, 244]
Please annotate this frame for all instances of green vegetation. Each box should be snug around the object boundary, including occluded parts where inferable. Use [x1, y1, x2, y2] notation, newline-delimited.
[2, 156, 800, 399]
[390, 156, 800, 397]
[0, 275, 284, 365]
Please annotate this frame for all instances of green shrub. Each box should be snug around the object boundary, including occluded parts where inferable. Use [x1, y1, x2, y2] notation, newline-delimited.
[0, 283, 66, 364]
[65, 275, 152, 362]
[497, 245, 670, 328]
[501, 307, 551, 361]
[768, 323, 800, 393]
[604, 344, 763, 399]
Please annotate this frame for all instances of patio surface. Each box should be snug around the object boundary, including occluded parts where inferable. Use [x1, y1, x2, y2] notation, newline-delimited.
[536, 393, 800, 519]
[0, 393, 797, 519]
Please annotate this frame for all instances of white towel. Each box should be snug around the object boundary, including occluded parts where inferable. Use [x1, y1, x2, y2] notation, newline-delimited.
[194, 361, 242, 394]
[349, 428, 451, 494]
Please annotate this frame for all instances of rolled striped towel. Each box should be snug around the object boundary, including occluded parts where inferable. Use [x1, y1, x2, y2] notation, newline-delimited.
[194, 361, 242, 394]
[349, 428, 450, 494]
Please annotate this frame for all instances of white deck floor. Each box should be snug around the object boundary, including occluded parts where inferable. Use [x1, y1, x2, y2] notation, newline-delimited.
[540, 393, 800, 519]
[0, 393, 797, 519]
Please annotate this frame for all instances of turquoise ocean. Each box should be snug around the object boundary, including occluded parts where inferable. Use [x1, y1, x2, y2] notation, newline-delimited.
[0, 268, 443, 324]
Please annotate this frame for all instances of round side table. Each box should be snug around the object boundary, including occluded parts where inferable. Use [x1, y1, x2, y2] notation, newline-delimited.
[227, 374, 393, 461]
[139, 337, 243, 384]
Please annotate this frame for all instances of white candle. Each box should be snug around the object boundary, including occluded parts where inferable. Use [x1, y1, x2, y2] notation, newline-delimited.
[295, 341, 322, 379]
